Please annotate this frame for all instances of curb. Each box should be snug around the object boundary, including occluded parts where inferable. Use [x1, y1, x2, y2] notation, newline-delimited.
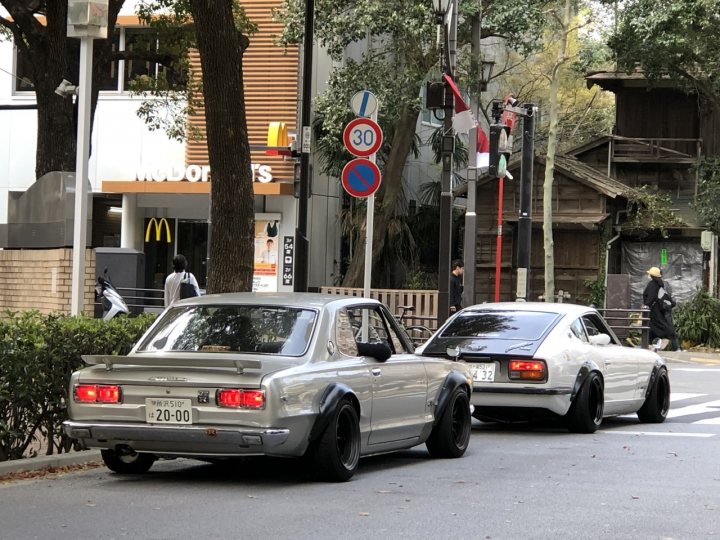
[0, 450, 102, 476]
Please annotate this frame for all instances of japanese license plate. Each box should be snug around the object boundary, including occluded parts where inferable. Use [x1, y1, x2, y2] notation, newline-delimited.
[471, 363, 496, 382]
[145, 398, 192, 424]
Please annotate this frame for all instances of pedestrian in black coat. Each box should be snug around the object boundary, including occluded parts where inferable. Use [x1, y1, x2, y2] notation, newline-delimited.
[642, 266, 677, 350]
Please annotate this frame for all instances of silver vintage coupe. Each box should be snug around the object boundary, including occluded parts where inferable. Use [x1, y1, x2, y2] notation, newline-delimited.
[63, 293, 472, 481]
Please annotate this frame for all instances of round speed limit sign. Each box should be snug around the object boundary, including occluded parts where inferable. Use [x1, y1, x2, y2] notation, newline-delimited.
[343, 117, 383, 158]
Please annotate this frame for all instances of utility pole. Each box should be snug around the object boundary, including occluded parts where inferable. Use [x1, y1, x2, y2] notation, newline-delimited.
[294, 0, 314, 292]
[516, 103, 535, 301]
[437, 0, 458, 324]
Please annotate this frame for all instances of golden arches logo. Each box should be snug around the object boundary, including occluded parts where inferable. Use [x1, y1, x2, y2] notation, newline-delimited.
[145, 218, 172, 243]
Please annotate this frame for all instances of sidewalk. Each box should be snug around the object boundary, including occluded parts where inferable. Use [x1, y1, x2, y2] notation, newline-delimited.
[0, 449, 102, 476]
[660, 349, 720, 364]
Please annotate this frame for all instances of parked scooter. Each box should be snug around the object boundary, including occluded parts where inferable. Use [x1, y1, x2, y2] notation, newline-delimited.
[95, 268, 129, 321]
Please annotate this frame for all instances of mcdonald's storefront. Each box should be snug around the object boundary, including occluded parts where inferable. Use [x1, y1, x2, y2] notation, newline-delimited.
[103, 163, 298, 293]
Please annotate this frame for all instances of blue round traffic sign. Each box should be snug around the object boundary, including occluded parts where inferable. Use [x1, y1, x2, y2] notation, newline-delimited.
[341, 158, 382, 198]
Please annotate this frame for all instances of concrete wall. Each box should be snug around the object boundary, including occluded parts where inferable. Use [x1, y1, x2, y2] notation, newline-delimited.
[0, 249, 95, 316]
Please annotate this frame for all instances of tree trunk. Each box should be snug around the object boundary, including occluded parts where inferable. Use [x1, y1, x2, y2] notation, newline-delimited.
[543, 0, 572, 303]
[342, 105, 420, 288]
[189, 0, 254, 293]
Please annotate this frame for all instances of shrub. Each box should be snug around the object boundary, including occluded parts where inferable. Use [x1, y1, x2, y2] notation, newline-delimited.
[672, 290, 720, 348]
[0, 312, 156, 461]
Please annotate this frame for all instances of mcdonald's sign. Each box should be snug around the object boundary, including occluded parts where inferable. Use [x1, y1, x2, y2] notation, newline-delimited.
[145, 218, 172, 243]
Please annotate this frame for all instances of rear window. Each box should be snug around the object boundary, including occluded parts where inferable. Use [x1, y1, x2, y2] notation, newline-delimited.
[136, 305, 317, 356]
[440, 310, 560, 341]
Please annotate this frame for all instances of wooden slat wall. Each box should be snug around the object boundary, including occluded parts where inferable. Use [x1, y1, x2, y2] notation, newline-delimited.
[186, 1, 299, 182]
[321, 287, 439, 330]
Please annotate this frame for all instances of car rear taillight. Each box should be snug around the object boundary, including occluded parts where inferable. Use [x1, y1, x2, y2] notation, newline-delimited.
[216, 389, 265, 409]
[509, 360, 546, 381]
[74, 384, 121, 403]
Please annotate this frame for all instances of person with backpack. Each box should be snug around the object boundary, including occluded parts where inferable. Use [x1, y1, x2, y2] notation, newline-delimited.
[164, 254, 200, 307]
[642, 266, 678, 351]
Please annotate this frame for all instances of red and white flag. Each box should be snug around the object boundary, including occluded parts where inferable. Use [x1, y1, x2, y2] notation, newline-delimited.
[476, 126, 490, 170]
[442, 73, 475, 134]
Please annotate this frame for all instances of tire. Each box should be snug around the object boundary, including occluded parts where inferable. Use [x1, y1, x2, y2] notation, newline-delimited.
[565, 372, 604, 433]
[426, 387, 471, 458]
[637, 368, 670, 423]
[309, 399, 361, 482]
[101, 448, 156, 474]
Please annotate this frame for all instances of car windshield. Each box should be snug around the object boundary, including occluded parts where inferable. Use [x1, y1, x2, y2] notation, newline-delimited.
[136, 305, 318, 356]
[440, 310, 560, 341]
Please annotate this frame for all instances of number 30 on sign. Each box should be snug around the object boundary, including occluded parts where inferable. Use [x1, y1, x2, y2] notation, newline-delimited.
[343, 117, 383, 158]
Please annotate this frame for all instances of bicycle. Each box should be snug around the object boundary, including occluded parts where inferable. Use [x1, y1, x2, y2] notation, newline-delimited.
[396, 305, 433, 348]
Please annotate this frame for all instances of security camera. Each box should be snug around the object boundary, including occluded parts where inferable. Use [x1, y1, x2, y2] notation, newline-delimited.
[55, 79, 78, 97]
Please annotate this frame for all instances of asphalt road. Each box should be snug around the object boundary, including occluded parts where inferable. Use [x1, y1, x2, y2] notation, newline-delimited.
[1, 358, 718, 540]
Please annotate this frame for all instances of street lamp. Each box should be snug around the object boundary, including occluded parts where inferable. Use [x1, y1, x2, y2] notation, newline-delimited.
[479, 60, 495, 92]
[434, 0, 451, 24]
[67, 0, 108, 316]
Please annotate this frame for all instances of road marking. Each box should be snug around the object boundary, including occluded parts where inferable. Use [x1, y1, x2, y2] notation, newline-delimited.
[671, 368, 720, 372]
[670, 392, 705, 401]
[694, 417, 720, 425]
[602, 431, 715, 438]
[667, 400, 720, 419]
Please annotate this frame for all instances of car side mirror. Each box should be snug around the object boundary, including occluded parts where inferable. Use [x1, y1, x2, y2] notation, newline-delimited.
[446, 346, 461, 359]
[589, 333, 611, 346]
[357, 342, 392, 362]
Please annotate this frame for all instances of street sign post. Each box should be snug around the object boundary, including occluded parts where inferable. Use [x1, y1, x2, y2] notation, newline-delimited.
[343, 117, 383, 157]
[341, 158, 381, 198]
[343, 91, 382, 321]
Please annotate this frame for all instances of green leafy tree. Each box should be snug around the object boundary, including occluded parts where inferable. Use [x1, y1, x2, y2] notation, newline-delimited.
[275, 0, 549, 288]
[609, 0, 720, 112]
[1, 0, 257, 294]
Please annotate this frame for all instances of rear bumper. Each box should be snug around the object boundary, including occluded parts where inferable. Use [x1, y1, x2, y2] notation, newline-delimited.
[471, 385, 573, 416]
[63, 420, 293, 458]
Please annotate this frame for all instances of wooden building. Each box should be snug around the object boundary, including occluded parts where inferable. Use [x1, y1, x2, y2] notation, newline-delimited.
[464, 71, 718, 307]
[470, 155, 628, 304]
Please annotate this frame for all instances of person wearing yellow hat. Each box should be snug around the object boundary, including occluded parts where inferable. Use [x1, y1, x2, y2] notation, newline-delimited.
[642, 266, 678, 351]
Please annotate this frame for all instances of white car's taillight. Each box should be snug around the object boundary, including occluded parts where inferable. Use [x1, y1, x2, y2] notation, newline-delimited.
[508, 359, 547, 381]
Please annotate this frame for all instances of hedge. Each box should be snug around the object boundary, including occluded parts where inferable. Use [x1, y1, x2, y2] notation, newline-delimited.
[0, 311, 156, 462]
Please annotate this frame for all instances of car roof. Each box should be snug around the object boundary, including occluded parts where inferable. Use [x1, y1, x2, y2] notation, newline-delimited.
[175, 292, 381, 310]
[461, 302, 595, 317]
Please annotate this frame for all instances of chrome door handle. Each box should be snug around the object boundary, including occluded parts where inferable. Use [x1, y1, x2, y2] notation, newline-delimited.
[371, 368, 382, 376]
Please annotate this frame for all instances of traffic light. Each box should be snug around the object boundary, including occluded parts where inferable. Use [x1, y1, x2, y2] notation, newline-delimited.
[488, 123, 512, 178]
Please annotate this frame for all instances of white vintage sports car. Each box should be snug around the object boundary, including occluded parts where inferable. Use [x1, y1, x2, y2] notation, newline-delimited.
[63, 293, 472, 481]
[419, 302, 670, 433]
